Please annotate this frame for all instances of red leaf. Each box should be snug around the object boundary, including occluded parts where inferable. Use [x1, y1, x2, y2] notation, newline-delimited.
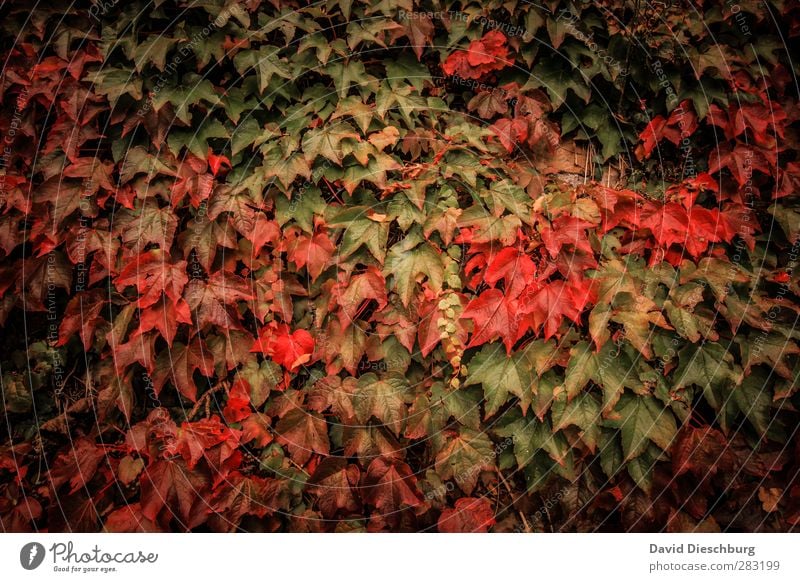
[57, 289, 106, 350]
[174, 415, 240, 469]
[518, 279, 592, 340]
[114, 248, 188, 309]
[438, 497, 496, 533]
[361, 458, 424, 514]
[461, 288, 520, 353]
[251, 322, 316, 371]
[442, 31, 510, 80]
[133, 296, 192, 346]
[274, 408, 330, 465]
[222, 379, 252, 423]
[240, 413, 273, 447]
[104, 503, 163, 532]
[207, 149, 232, 176]
[139, 458, 210, 527]
[184, 270, 253, 330]
[286, 230, 335, 281]
[151, 338, 215, 402]
[484, 246, 536, 299]
[308, 458, 361, 518]
[209, 472, 289, 531]
[332, 266, 388, 327]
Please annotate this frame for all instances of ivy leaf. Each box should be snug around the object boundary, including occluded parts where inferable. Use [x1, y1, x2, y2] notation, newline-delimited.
[324, 60, 376, 99]
[461, 289, 520, 353]
[140, 458, 210, 527]
[275, 409, 330, 465]
[114, 249, 189, 308]
[564, 341, 644, 416]
[674, 342, 741, 411]
[434, 428, 495, 494]
[329, 208, 390, 263]
[353, 373, 410, 437]
[730, 369, 773, 437]
[233, 46, 293, 93]
[151, 338, 215, 402]
[262, 147, 312, 189]
[437, 497, 496, 533]
[384, 232, 445, 307]
[286, 230, 335, 281]
[551, 391, 602, 452]
[362, 458, 424, 513]
[184, 271, 253, 331]
[302, 123, 360, 165]
[307, 458, 361, 518]
[464, 344, 533, 418]
[605, 394, 678, 461]
[251, 322, 316, 372]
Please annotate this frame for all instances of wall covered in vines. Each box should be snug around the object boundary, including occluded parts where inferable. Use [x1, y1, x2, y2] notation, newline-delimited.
[1, 0, 799, 532]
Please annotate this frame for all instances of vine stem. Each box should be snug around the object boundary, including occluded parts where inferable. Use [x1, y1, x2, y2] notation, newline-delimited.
[188, 382, 227, 420]
[497, 469, 531, 532]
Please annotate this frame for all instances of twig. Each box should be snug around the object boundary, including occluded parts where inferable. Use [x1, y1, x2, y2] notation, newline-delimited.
[187, 383, 226, 419]
[497, 469, 531, 533]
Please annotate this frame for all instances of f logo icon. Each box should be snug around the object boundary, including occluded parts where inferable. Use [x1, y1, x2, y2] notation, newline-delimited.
[20, 542, 45, 570]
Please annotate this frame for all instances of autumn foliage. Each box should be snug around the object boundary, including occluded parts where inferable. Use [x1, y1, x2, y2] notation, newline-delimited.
[1, 0, 800, 533]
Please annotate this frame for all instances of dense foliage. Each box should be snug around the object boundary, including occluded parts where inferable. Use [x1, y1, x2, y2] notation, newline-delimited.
[1, 0, 799, 532]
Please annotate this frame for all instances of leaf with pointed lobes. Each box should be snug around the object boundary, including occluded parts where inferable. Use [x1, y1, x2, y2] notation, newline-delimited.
[222, 378, 252, 422]
[274, 408, 330, 466]
[384, 232, 445, 307]
[251, 322, 315, 372]
[464, 343, 534, 418]
[438, 497, 496, 533]
[151, 337, 215, 402]
[209, 472, 291, 532]
[461, 288, 520, 353]
[139, 458, 211, 528]
[540, 215, 596, 259]
[132, 296, 192, 347]
[635, 100, 697, 160]
[207, 149, 231, 176]
[491, 117, 529, 153]
[332, 266, 388, 327]
[286, 229, 335, 281]
[57, 289, 106, 351]
[361, 458, 425, 514]
[114, 248, 188, 309]
[307, 458, 361, 518]
[184, 270, 253, 331]
[484, 246, 536, 299]
[174, 415, 241, 469]
[435, 428, 496, 494]
[518, 278, 595, 340]
[442, 31, 510, 80]
[672, 425, 732, 478]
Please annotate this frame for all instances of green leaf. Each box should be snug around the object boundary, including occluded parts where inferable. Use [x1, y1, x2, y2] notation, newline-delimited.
[605, 394, 677, 461]
[551, 391, 601, 452]
[353, 373, 411, 436]
[434, 428, 495, 494]
[673, 342, 741, 411]
[324, 60, 376, 99]
[464, 344, 534, 419]
[302, 123, 360, 165]
[384, 231, 445, 307]
[233, 46, 293, 93]
[564, 341, 644, 415]
[729, 369, 772, 437]
[329, 208, 390, 263]
[495, 411, 571, 469]
[261, 146, 312, 189]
